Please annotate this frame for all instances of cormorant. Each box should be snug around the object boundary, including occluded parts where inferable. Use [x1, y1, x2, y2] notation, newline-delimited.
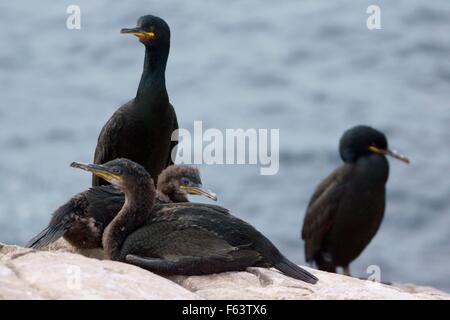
[301, 125, 409, 275]
[73, 158, 318, 284]
[93, 15, 178, 187]
[27, 165, 216, 250]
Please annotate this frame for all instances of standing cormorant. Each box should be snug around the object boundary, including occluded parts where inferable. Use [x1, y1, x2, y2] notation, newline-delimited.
[301, 125, 409, 275]
[93, 15, 178, 187]
[73, 159, 318, 284]
[27, 165, 216, 250]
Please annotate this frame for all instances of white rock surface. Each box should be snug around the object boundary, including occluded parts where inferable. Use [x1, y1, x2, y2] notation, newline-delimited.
[172, 267, 449, 300]
[1, 242, 449, 300]
[0, 243, 198, 299]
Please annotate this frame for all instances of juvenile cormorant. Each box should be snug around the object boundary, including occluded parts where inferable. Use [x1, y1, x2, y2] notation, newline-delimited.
[27, 165, 216, 250]
[301, 125, 409, 275]
[73, 158, 318, 284]
[93, 15, 178, 187]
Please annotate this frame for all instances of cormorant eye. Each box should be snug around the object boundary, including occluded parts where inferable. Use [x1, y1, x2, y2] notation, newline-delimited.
[112, 167, 121, 174]
[180, 177, 190, 186]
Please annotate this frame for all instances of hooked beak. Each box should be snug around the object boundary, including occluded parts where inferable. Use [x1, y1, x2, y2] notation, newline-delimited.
[368, 146, 410, 164]
[121, 27, 156, 41]
[180, 185, 218, 201]
[70, 162, 122, 182]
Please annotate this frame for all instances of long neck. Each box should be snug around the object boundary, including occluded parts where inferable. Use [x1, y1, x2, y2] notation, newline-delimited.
[357, 154, 390, 186]
[103, 181, 155, 261]
[135, 44, 169, 105]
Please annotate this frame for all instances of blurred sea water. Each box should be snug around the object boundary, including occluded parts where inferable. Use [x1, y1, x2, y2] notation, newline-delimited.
[0, 1, 449, 291]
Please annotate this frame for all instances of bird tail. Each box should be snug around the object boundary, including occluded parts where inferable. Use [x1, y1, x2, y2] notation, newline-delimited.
[26, 202, 74, 249]
[274, 256, 318, 284]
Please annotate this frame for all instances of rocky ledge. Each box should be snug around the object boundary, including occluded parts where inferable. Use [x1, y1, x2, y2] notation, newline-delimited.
[0, 241, 448, 300]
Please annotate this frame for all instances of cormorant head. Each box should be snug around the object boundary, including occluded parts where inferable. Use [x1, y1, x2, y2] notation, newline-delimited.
[157, 165, 217, 201]
[339, 125, 409, 164]
[71, 158, 155, 193]
[121, 15, 170, 48]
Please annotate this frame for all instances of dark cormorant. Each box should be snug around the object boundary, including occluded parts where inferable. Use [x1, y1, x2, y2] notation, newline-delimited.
[27, 165, 216, 250]
[93, 15, 178, 187]
[73, 158, 318, 284]
[301, 125, 409, 275]
[156, 165, 216, 203]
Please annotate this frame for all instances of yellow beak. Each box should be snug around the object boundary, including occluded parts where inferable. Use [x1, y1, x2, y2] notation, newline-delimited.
[368, 146, 410, 164]
[70, 162, 121, 181]
[121, 27, 155, 40]
[180, 185, 218, 201]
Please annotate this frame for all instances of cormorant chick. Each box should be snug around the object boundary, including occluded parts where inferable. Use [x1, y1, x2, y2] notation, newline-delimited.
[27, 165, 216, 250]
[74, 158, 318, 284]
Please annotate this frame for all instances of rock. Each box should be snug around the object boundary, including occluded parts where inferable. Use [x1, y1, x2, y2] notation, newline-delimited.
[0, 243, 198, 299]
[172, 267, 450, 300]
[1, 242, 449, 300]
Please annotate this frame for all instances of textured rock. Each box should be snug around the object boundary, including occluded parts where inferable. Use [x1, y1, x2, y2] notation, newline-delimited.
[172, 267, 449, 300]
[1, 242, 449, 300]
[0, 243, 198, 299]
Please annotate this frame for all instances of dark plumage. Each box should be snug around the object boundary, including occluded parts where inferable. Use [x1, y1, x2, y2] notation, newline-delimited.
[157, 165, 204, 203]
[301, 125, 409, 275]
[26, 165, 216, 250]
[93, 15, 178, 187]
[74, 158, 318, 284]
